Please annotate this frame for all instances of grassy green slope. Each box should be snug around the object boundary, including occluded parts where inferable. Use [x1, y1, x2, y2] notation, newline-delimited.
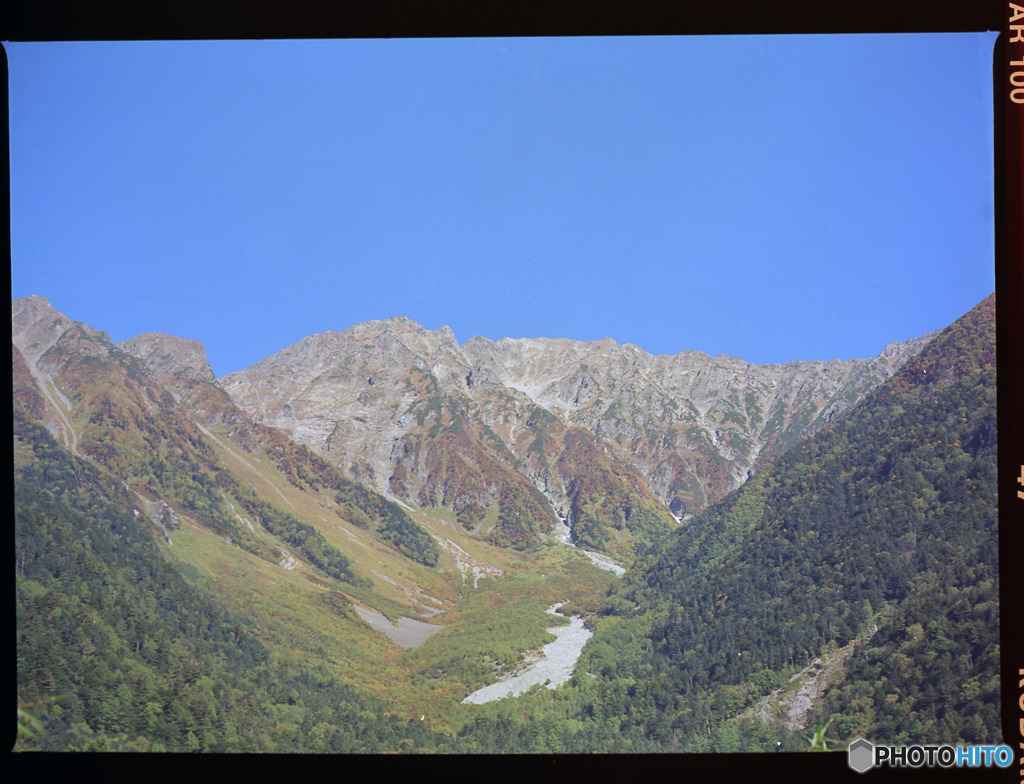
[13, 412, 452, 752]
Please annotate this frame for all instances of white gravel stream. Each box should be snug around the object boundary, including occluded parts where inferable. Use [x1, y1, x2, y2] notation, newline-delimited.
[556, 519, 626, 576]
[461, 604, 593, 705]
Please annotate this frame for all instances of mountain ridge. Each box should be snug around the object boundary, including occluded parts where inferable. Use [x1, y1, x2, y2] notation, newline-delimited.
[572, 293, 999, 750]
[10, 294, 935, 557]
[219, 308, 934, 553]
[11, 295, 445, 577]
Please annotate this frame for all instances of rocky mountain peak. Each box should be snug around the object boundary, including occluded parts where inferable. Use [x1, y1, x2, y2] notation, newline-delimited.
[12, 295, 73, 357]
[355, 316, 461, 359]
[118, 332, 216, 384]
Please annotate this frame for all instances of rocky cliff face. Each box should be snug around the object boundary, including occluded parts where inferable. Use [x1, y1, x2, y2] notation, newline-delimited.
[117, 332, 216, 387]
[12, 295, 75, 359]
[221, 316, 934, 551]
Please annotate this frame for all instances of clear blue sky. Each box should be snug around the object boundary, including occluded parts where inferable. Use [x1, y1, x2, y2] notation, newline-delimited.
[9, 35, 997, 377]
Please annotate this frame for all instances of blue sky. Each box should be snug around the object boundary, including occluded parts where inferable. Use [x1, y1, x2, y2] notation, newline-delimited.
[9, 35, 997, 377]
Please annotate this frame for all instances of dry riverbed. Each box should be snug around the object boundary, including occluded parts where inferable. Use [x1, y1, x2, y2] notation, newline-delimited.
[461, 604, 593, 705]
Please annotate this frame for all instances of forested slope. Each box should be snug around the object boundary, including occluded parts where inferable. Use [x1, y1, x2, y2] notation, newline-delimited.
[13, 413, 451, 752]
[582, 294, 999, 749]
[448, 295, 998, 753]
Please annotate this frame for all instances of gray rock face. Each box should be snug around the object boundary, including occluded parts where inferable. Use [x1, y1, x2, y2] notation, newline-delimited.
[221, 316, 935, 523]
[12, 295, 74, 358]
[221, 318, 471, 490]
[118, 332, 216, 385]
[461, 334, 930, 500]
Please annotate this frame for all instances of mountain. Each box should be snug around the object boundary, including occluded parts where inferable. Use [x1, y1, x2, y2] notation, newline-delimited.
[222, 316, 931, 556]
[14, 293, 988, 755]
[12, 298, 469, 751]
[548, 294, 999, 751]
[12, 296, 450, 576]
[11, 295, 620, 749]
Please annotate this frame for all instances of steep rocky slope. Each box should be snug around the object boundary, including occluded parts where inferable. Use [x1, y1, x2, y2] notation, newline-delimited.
[222, 316, 933, 552]
[11, 293, 932, 557]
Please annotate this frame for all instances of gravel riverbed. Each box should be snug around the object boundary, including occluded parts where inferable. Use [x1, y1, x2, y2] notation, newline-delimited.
[461, 604, 593, 705]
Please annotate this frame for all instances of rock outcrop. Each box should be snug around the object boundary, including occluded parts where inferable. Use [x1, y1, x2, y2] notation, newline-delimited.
[118, 332, 216, 386]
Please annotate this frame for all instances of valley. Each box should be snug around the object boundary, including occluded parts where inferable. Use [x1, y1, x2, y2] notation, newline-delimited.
[120, 397, 621, 723]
